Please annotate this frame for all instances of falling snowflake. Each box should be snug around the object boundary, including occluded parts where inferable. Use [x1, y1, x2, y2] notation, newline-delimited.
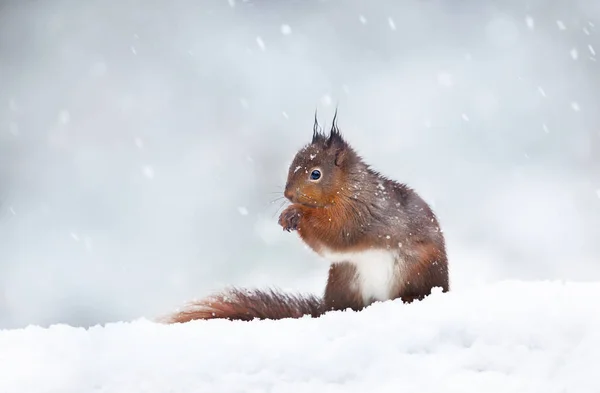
[525, 16, 534, 30]
[280, 24, 292, 35]
[388, 17, 396, 31]
[570, 48, 579, 60]
[256, 36, 266, 51]
[321, 95, 332, 106]
[538, 87, 547, 97]
[143, 166, 154, 179]
[437, 71, 454, 87]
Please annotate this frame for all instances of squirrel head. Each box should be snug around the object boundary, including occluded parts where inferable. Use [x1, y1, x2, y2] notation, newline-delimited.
[284, 112, 357, 208]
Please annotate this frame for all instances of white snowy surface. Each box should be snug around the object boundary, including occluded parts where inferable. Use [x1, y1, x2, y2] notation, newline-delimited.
[1, 280, 599, 393]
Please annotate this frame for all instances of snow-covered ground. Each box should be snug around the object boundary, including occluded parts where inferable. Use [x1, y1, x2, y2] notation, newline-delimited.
[1, 0, 599, 389]
[1, 280, 599, 393]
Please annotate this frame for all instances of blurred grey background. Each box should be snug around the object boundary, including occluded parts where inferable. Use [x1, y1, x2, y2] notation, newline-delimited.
[0, 0, 599, 329]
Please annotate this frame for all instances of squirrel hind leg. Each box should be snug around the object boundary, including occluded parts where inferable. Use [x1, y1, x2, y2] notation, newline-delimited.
[396, 241, 449, 303]
[323, 262, 365, 313]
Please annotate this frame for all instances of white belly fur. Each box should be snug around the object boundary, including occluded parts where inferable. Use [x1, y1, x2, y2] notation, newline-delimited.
[320, 248, 403, 305]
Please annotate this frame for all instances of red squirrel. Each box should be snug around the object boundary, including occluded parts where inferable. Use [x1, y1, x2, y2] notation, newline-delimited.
[164, 113, 449, 323]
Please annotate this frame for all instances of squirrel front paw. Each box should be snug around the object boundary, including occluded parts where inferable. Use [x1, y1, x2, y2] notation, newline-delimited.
[278, 205, 302, 232]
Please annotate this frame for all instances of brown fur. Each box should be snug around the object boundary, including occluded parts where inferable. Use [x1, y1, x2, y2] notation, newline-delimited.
[278, 113, 449, 307]
[165, 288, 323, 323]
[323, 263, 364, 312]
[163, 112, 449, 323]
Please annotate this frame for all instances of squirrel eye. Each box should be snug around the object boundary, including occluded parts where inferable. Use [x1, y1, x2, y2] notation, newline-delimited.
[310, 169, 321, 181]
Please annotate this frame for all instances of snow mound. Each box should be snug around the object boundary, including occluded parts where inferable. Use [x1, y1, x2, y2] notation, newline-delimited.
[1, 280, 599, 393]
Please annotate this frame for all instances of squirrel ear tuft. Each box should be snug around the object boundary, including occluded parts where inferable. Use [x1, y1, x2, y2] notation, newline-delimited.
[312, 109, 327, 144]
[326, 109, 348, 166]
[325, 109, 345, 147]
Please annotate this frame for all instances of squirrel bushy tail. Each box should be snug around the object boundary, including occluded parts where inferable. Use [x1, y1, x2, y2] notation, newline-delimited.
[164, 288, 324, 323]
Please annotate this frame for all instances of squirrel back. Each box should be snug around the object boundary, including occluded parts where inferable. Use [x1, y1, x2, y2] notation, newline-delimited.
[164, 113, 449, 323]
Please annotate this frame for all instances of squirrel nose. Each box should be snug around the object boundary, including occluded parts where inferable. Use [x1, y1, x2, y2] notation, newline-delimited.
[284, 185, 295, 201]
